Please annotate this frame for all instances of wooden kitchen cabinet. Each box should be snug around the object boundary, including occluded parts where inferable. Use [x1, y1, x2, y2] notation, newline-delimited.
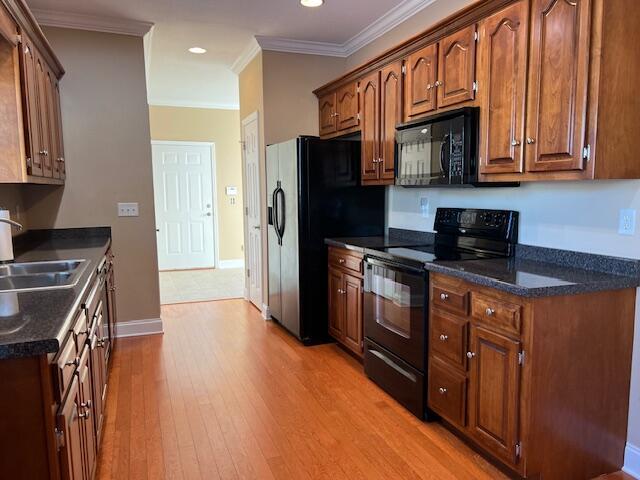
[360, 70, 379, 183]
[478, 0, 529, 174]
[328, 247, 364, 357]
[437, 25, 477, 108]
[57, 377, 85, 480]
[318, 91, 337, 136]
[0, 0, 65, 184]
[427, 272, 636, 479]
[404, 43, 438, 121]
[317, 81, 360, 138]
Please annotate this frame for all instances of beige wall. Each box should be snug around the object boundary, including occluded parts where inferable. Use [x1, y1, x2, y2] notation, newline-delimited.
[148, 106, 244, 261]
[23, 27, 160, 323]
[262, 51, 345, 145]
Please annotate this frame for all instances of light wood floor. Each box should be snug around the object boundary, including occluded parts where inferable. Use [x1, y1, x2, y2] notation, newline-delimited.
[96, 299, 606, 480]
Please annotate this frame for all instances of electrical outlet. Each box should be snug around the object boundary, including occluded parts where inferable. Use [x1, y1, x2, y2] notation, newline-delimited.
[619, 209, 636, 236]
[118, 202, 139, 217]
[420, 197, 429, 218]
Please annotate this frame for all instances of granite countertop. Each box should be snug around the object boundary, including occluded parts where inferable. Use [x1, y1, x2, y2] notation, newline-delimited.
[324, 235, 433, 252]
[325, 233, 640, 297]
[0, 228, 111, 360]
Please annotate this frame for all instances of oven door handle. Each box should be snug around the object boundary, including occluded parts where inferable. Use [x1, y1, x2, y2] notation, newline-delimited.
[369, 349, 417, 382]
[365, 256, 425, 276]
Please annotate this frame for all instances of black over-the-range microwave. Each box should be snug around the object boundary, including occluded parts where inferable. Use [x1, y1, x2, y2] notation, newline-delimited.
[394, 107, 518, 188]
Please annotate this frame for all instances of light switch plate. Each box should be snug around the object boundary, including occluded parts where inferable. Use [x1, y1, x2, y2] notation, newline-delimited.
[118, 202, 139, 217]
[619, 209, 636, 236]
[420, 197, 429, 218]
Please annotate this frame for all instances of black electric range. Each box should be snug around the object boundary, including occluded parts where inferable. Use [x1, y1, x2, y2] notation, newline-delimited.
[362, 208, 519, 419]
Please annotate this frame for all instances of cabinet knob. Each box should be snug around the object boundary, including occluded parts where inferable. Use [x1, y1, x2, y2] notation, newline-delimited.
[511, 139, 521, 146]
[78, 407, 91, 420]
[434, 81, 443, 87]
[338, 258, 345, 264]
[438, 387, 447, 395]
[466, 351, 476, 359]
[80, 400, 92, 410]
[65, 357, 80, 368]
[485, 307, 495, 316]
[426, 83, 433, 91]
[439, 293, 449, 301]
[439, 334, 448, 342]
[526, 137, 536, 144]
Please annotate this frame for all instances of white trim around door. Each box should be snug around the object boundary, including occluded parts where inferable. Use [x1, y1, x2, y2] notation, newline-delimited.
[151, 140, 220, 270]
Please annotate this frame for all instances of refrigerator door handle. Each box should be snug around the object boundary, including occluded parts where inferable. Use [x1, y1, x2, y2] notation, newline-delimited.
[276, 184, 285, 243]
[272, 186, 282, 245]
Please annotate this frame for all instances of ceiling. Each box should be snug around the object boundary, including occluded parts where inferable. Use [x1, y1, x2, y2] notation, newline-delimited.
[28, 0, 417, 108]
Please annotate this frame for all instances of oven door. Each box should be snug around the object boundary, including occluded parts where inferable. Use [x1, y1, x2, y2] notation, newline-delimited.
[364, 257, 427, 371]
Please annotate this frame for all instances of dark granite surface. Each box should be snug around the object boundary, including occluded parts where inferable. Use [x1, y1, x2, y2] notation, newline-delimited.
[325, 231, 640, 297]
[324, 233, 434, 253]
[0, 228, 111, 360]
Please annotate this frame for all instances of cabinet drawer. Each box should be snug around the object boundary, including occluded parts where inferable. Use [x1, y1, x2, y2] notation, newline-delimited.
[471, 293, 522, 337]
[432, 283, 469, 315]
[329, 248, 363, 275]
[54, 333, 78, 400]
[428, 360, 467, 427]
[430, 310, 467, 370]
[70, 309, 89, 352]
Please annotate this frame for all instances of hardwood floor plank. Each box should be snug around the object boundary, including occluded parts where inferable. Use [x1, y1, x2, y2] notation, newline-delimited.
[97, 300, 519, 480]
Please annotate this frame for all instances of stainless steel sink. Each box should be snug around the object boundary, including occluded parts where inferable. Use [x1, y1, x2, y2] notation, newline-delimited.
[0, 260, 88, 292]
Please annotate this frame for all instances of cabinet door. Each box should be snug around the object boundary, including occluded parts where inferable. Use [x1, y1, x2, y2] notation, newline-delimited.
[19, 38, 42, 176]
[380, 61, 403, 182]
[56, 377, 85, 480]
[34, 54, 52, 177]
[78, 347, 96, 480]
[53, 78, 65, 179]
[328, 268, 344, 339]
[525, 0, 591, 172]
[437, 25, 477, 108]
[336, 82, 360, 131]
[318, 92, 337, 136]
[106, 255, 117, 365]
[468, 325, 521, 466]
[45, 68, 60, 179]
[479, 1, 529, 174]
[343, 273, 363, 356]
[360, 70, 380, 183]
[404, 43, 438, 121]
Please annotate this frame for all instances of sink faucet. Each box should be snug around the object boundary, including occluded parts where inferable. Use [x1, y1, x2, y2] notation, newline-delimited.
[0, 218, 23, 230]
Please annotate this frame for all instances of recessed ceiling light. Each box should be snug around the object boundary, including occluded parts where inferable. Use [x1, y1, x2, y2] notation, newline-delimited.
[300, 0, 323, 7]
[188, 47, 207, 54]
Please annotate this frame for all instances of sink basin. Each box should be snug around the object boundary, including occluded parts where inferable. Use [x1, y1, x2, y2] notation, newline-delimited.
[0, 260, 88, 292]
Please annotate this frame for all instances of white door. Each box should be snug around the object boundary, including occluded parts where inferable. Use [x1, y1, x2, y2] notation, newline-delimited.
[152, 142, 216, 271]
[242, 113, 262, 309]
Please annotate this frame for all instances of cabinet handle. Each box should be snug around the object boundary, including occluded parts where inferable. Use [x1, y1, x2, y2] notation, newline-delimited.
[426, 83, 433, 91]
[439, 334, 448, 342]
[485, 307, 495, 316]
[80, 400, 92, 410]
[338, 258, 345, 264]
[97, 338, 106, 348]
[526, 137, 536, 144]
[466, 351, 476, 359]
[78, 407, 91, 420]
[434, 80, 442, 87]
[511, 139, 521, 146]
[65, 357, 80, 367]
[439, 293, 449, 301]
[438, 387, 447, 395]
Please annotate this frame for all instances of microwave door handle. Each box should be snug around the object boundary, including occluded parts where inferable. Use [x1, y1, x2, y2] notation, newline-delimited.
[439, 134, 449, 175]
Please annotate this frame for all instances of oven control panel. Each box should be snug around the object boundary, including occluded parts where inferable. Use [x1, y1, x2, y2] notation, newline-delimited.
[434, 208, 519, 242]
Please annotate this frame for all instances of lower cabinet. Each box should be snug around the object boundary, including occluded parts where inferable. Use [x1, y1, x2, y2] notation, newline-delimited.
[57, 376, 85, 480]
[328, 247, 364, 357]
[427, 272, 636, 479]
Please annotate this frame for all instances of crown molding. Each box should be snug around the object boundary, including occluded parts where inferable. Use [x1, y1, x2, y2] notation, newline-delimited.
[231, 37, 261, 74]
[149, 99, 239, 110]
[252, 0, 438, 58]
[32, 8, 154, 37]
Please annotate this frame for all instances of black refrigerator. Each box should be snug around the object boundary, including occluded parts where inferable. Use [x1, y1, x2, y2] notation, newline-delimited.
[267, 136, 385, 344]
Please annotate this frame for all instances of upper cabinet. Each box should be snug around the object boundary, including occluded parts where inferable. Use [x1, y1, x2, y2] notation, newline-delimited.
[316, 0, 640, 184]
[0, 0, 65, 185]
[316, 80, 360, 138]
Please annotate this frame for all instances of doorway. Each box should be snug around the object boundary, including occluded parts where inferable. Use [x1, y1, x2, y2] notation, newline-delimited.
[242, 112, 262, 310]
[152, 140, 245, 304]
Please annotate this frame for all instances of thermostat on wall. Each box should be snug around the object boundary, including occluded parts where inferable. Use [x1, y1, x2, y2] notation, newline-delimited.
[226, 186, 238, 196]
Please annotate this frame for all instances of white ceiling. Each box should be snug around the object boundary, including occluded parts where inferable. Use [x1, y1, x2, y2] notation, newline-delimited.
[28, 0, 421, 109]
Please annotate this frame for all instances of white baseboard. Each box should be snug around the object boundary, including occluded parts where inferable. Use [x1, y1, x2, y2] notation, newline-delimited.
[219, 259, 244, 269]
[115, 318, 164, 338]
[624, 443, 640, 479]
[262, 304, 271, 320]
